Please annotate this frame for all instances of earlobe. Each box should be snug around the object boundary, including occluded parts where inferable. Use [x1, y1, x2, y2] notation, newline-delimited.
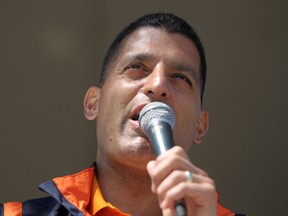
[193, 111, 209, 144]
[84, 86, 101, 121]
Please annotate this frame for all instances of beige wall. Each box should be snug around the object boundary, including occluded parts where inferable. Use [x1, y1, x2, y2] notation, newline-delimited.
[1, 1, 287, 215]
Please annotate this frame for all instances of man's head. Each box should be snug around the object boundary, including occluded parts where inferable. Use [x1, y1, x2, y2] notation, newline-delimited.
[84, 12, 209, 170]
[99, 13, 207, 102]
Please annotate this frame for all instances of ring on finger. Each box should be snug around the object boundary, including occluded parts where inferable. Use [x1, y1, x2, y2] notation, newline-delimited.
[185, 170, 193, 183]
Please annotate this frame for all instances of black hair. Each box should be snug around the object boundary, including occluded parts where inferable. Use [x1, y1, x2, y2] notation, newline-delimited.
[100, 12, 207, 101]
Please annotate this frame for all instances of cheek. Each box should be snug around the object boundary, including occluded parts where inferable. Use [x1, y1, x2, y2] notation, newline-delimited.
[97, 80, 140, 123]
[104, 78, 140, 100]
[173, 98, 200, 144]
[177, 111, 198, 136]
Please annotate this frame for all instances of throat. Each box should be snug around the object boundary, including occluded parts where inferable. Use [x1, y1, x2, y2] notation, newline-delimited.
[95, 160, 161, 215]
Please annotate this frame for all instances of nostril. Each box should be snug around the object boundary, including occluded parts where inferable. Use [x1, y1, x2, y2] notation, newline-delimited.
[146, 90, 167, 98]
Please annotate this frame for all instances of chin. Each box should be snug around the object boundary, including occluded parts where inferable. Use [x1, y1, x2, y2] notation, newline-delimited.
[122, 143, 156, 163]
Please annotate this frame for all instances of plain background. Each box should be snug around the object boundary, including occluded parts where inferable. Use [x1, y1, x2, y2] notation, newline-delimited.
[1, 1, 287, 215]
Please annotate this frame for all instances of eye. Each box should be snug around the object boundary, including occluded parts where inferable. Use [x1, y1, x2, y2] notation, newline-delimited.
[124, 63, 148, 80]
[124, 63, 149, 79]
[125, 63, 147, 71]
[173, 73, 192, 87]
[128, 64, 144, 70]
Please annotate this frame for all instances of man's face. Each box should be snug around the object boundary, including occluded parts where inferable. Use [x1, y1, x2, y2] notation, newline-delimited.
[93, 28, 208, 170]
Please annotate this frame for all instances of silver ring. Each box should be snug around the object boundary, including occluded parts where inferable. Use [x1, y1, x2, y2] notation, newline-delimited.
[185, 171, 193, 183]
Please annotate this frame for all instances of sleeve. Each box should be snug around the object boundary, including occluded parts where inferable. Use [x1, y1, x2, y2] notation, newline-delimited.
[1, 202, 22, 216]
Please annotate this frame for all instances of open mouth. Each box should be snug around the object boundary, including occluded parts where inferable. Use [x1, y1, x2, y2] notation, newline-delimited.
[131, 113, 139, 121]
[130, 104, 147, 123]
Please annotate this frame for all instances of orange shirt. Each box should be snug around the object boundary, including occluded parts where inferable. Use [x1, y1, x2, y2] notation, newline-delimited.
[87, 175, 130, 216]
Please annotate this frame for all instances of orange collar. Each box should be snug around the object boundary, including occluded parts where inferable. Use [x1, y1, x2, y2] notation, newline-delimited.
[52, 166, 129, 216]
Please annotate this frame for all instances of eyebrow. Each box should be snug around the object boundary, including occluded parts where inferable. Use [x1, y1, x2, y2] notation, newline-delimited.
[123, 53, 157, 63]
[123, 53, 199, 83]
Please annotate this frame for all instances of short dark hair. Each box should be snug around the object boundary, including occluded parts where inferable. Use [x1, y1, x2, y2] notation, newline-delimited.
[100, 12, 207, 101]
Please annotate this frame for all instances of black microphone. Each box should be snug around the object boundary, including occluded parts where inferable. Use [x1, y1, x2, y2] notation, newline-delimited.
[139, 102, 187, 216]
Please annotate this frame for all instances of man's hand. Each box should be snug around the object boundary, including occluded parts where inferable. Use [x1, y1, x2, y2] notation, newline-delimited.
[147, 146, 217, 216]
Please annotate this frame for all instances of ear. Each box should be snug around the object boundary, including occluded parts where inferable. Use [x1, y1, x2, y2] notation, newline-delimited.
[193, 110, 209, 144]
[84, 86, 101, 121]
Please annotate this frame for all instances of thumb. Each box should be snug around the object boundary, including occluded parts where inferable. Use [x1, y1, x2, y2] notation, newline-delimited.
[146, 160, 156, 175]
[146, 160, 157, 192]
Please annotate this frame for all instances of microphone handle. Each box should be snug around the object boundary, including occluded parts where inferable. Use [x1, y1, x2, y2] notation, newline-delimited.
[175, 200, 187, 216]
[146, 121, 174, 155]
[147, 121, 187, 216]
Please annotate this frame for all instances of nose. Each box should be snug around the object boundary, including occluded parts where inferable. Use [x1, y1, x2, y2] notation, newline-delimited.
[141, 65, 170, 100]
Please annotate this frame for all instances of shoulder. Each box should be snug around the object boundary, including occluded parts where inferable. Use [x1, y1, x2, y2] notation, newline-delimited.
[0, 196, 69, 216]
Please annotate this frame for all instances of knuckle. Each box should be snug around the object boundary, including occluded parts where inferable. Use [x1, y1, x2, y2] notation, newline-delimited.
[203, 183, 217, 196]
[173, 145, 183, 154]
[199, 169, 209, 177]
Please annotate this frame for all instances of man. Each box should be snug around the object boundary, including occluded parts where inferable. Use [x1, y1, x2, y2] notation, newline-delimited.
[0, 13, 245, 215]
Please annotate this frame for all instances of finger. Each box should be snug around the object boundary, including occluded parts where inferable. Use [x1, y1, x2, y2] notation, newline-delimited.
[150, 155, 208, 190]
[155, 147, 208, 177]
[160, 182, 216, 210]
[147, 160, 157, 192]
[157, 171, 215, 203]
[155, 146, 189, 163]
[162, 208, 174, 216]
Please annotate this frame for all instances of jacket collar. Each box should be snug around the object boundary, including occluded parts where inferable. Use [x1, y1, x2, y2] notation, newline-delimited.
[39, 166, 95, 216]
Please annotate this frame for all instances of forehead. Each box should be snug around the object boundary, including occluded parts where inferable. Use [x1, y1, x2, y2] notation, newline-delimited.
[116, 27, 201, 73]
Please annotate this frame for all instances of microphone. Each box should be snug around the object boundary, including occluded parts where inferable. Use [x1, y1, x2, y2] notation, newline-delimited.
[139, 102, 187, 216]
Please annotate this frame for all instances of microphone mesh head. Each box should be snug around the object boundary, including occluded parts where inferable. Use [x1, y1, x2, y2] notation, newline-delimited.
[139, 102, 176, 133]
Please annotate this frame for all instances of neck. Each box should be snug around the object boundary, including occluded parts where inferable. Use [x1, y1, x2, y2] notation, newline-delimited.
[96, 155, 162, 216]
